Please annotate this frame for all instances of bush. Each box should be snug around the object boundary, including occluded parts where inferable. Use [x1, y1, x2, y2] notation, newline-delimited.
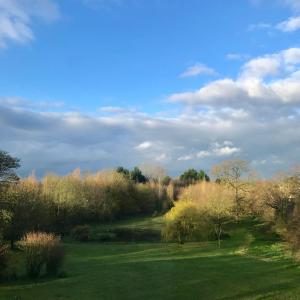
[45, 238, 65, 276]
[0, 244, 8, 278]
[71, 225, 91, 242]
[162, 201, 207, 244]
[19, 232, 65, 278]
[163, 183, 235, 246]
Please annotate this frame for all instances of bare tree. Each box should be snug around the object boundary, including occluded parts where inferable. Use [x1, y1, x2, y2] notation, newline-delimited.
[211, 159, 250, 216]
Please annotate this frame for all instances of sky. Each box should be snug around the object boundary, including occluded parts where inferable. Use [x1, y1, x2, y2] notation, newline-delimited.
[0, 0, 300, 177]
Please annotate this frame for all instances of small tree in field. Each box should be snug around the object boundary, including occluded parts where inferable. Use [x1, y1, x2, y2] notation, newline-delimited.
[163, 201, 208, 244]
[211, 159, 250, 217]
[200, 184, 234, 247]
[180, 182, 234, 247]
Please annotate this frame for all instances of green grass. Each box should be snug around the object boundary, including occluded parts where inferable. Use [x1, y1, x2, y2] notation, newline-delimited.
[90, 215, 165, 233]
[1, 217, 300, 300]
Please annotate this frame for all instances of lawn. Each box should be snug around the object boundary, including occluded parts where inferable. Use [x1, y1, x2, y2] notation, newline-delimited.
[1, 218, 300, 300]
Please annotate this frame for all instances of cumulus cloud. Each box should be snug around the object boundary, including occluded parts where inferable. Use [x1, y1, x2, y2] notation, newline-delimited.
[180, 63, 217, 78]
[276, 16, 300, 32]
[0, 94, 299, 177]
[135, 141, 153, 150]
[1, 48, 300, 177]
[169, 48, 300, 108]
[0, 0, 60, 48]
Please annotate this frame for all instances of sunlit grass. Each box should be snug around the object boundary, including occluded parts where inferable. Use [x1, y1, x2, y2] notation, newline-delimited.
[1, 218, 300, 300]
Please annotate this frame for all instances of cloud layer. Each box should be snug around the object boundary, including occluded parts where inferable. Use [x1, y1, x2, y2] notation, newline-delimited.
[1, 47, 300, 177]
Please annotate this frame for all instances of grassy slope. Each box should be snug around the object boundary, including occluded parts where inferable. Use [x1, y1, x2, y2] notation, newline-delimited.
[1, 217, 300, 300]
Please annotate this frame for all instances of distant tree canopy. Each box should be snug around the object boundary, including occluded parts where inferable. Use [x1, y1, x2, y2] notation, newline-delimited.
[130, 167, 148, 183]
[116, 166, 130, 178]
[116, 166, 148, 183]
[0, 150, 20, 185]
[180, 169, 210, 184]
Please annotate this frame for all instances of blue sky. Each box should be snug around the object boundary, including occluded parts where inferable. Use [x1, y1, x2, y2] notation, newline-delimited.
[1, 0, 300, 177]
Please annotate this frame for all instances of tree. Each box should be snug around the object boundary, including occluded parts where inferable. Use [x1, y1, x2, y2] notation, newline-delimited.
[180, 182, 234, 247]
[198, 170, 210, 182]
[201, 184, 234, 248]
[163, 201, 205, 244]
[116, 166, 130, 178]
[211, 159, 250, 216]
[0, 150, 20, 185]
[140, 164, 166, 199]
[180, 168, 210, 185]
[130, 167, 147, 184]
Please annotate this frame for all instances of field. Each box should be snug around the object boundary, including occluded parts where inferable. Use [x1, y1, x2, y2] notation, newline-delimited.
[1, 217, 300, 300]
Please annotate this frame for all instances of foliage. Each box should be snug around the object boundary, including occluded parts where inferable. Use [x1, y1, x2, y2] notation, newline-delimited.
[116, 166, 130, 178]
[0, 150, 20, 185]
[0, 170, 169, 245]
[71, 225, 91, 242]
[163, 201, 207, 243]
[164, 183, 234, 246]
[19, 232, 65, 278]
[211, 159, 251, 216]
[130, 167, 148, 183]
[0, 244, 8, 278]
[179, 168, 210, 185]
[45, 237, 65, 276]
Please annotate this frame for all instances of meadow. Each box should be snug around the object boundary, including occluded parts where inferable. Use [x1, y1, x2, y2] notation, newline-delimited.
[1, 216, 300, 300]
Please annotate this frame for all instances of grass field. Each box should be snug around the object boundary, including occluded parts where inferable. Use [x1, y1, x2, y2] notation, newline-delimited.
[1, 217, 300, 300]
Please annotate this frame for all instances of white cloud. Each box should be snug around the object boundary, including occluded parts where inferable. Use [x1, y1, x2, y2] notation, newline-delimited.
[241, 57, 280, 78]
[196, 151, 211, 158]
[2, 47, 300, 176]
[178, 154, 194, 161]
[169, 48, 300, 107]
[276, 16, 300, 32]
[180, 63, 217, 78]
[135, 141, 153, 150]
[0, 0, 60, 48]
[213, 146, 240, 156]
[179, 142, 240, 162]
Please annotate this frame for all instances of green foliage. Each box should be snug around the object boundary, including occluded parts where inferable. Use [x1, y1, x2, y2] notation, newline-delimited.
[116, 166, 130, 178]
[179, 169, 210, 185]
[0, 150, 20, 185]
[130, 167, 148, 183]
[71, 225, 91, 242]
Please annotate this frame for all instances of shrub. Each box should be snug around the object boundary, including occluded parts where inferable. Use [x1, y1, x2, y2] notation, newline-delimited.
[71, 225, 91, 242]
[0, 244, 8, 278]
[163, 183, 234, 246]
[45, 238, 65, 276]
[19, 232, 65, 278]
[162, 201, 207, 244]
